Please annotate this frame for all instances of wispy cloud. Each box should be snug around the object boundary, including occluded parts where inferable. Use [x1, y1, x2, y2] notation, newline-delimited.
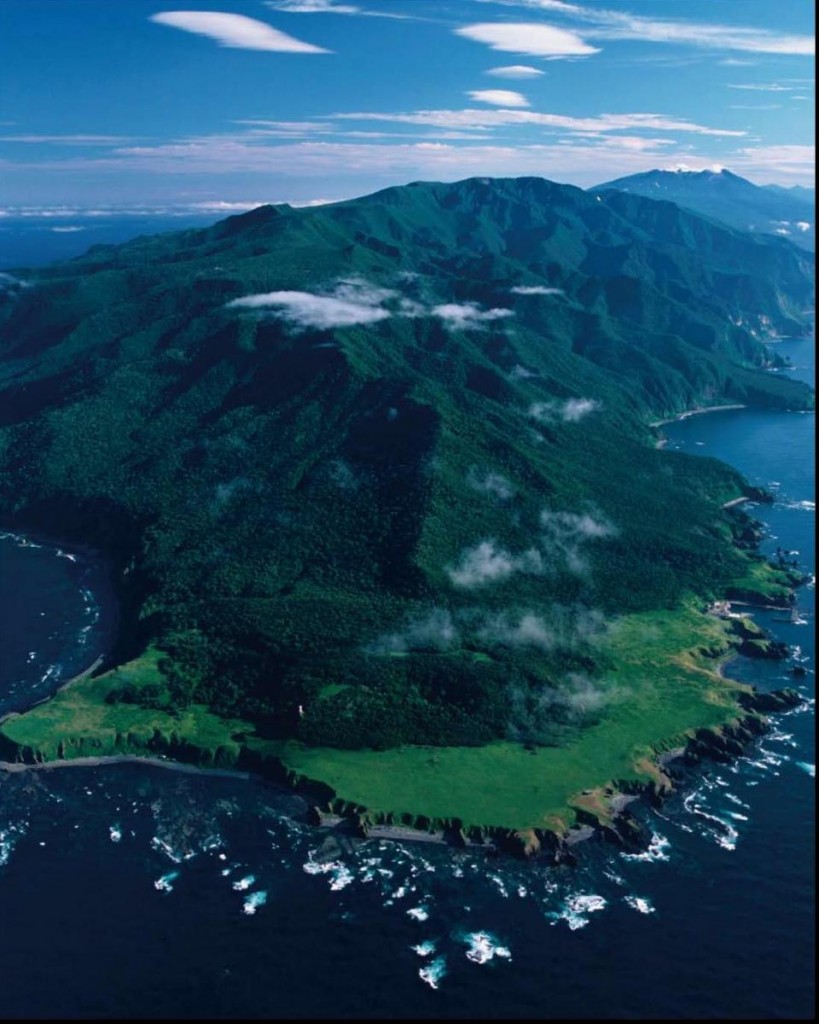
[468, 89, 530, 108]
[483, 0, 814, 55]
[432, 302, 513, 329]
[456, 21, 600, 59]
[727, 83, 796, 93]
[333, 107, 746, 137]
[467, 468, 516, 501]
[368, 608, 460, 654]
[447, 540, 545, 589]
[0, 134, 135, 145]
[150, 10, 329, 53]
[486, 64, 545, 79]
[476, 605, 605, 652]
[529, 398, 601, 423]
[227, 281, 394, 328]
[539, 509, 616, 575]
[0, 271, 30, 294]
[510, 285, 564, 296]
[227, 280, 515, 332]
[265, 0, 411, 18]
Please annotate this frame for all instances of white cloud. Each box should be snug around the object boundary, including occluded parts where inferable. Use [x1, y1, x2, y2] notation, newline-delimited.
[226, 288, 392, 328]
[0, 271, 29, 291]
[447, 540, 544, 588]
[432, 302, 513, 329]
[486, 65, 545, 79]
[468, 89, 530, 108]
[539, 509, 616, 575]
[227, 280, 518, 332]
[265, 0, 410, 17]
[456, 22, 599, 59]
[477, 611, 556, 650]
[0, 134, 134, 145]
[727, 83, 795, 92]
[368, 608, 460, 654]
[334, 107, 746, 137]
[476, 605, 605, 652]
[484, 1, 814, 55]
[467, 468, 515, 501]
[267, 0, 360, 11]
[529, 397, 600, 423]
[150, 11, 329, 52]
[510, 285, 564, 296]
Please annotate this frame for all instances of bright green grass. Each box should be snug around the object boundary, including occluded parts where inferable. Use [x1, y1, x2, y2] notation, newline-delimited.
[0, 606, 749, 831]
[269, 604, 747, 831]
[0, 648, 252, 764]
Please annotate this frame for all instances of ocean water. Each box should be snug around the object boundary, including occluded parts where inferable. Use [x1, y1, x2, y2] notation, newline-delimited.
[0, 339, 814, 1019]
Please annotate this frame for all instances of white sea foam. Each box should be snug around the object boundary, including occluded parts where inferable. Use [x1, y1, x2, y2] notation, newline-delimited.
[551, 893, 607, 930]
[411, 940, 436, 958]
[407, 905, 429, 922]
[0, 823, 26, 868]
[488, 872, 509, 898]
[154, 870, 179, 893]
[464, 931, 512, 963]
[621, 831, 670, 863]
[302, 858, 354, 891]
[418, 956, 447, 989]
[109, 825, 122, 843]
[797, 761, 815, 777]
[624, 895, 656, 915]
[724, 792, 750, 809]
[232, 874, 256, 891]
[684, 794, 740, 851]
[242, 891, 267, 915]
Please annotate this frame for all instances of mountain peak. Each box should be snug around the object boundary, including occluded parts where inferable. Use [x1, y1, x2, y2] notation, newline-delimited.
[592, 168, 814, 250]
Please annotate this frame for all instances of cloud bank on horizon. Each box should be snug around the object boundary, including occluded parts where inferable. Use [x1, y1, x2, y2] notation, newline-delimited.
[0, 0, 813, 210]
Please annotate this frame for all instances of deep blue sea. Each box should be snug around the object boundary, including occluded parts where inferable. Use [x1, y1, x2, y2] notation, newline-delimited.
[0, 225, 814, 1020]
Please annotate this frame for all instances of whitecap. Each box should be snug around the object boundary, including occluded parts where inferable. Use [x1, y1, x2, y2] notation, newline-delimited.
[418, 956, 447, 989]
[407, 905, 429, 922]
[109, 825, 122, 843]
[797, 761, 815, 777]
[624, 895, 655, 915]
[488, 873, 509, 898]
[621, 831, 670, 863]
[0, 823, 27, 868]
[232, 874, 256, 891]
[464, 931, 512, 963]
[724, 792, 750, 809]
[154, 870, 179, 893]
[411, 940, 436, 958]
[551, 893, 607, 930]
[302, 857, 354, 891]
[242, 891, 267, 915]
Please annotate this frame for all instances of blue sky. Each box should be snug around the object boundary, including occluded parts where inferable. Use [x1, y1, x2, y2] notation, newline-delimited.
[0, 0, 814, 213]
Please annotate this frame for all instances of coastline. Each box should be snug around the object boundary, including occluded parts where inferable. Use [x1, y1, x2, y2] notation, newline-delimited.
[649, 403, 748, 429]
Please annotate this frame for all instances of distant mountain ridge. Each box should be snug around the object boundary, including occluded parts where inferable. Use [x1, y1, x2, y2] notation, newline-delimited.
[592, 168, 814, 251]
